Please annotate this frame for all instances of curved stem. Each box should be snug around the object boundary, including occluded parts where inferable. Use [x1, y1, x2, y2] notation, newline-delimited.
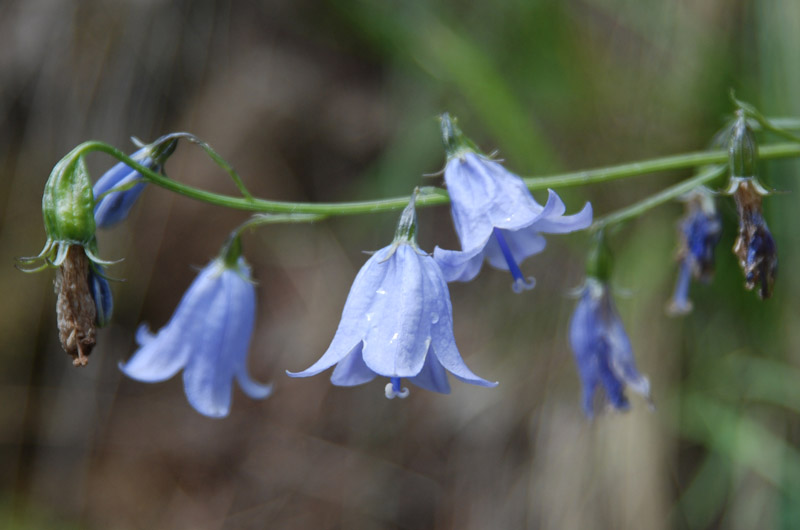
[76, 140, 800, 219]
[158, 132, 254, 199]
[592, 165, 727, 230]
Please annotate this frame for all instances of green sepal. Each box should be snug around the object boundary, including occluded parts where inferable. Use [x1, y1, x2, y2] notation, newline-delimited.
[586, 231, 613, 282]
[392, 189, 419, 246]
[42, 148, 96, 245]
[149, 136, 178, 166]
[220, 232, 243, 268]
[439, 113, 482, 159]
[729, 110, 759, 179]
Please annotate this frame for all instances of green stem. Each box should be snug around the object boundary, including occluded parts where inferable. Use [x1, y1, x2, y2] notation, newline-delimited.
[77, 140, 800, 218]
[592, 165, 727, 230]
[159, 132, 255, 199]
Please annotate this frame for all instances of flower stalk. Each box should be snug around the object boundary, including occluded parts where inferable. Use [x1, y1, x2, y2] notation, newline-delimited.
[65, 139, 800, 222]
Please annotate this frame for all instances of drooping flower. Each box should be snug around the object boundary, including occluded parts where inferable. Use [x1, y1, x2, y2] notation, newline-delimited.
[18, 147, 116, 365]
[667, 187, 722, 315]
[93, 137, 177, 228]
[726, 110, 777, 299]
[287, 193, 497, 398]
[119, 245, 272, 418]
[433, 113, 592, 292]
[570, 278, 651, 418]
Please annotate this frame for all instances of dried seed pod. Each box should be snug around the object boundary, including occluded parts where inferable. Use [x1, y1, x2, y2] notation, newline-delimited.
[55, 245, 96, 366]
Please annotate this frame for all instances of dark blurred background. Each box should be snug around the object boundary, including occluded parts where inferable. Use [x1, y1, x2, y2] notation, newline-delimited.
[2, 1, 800, 528]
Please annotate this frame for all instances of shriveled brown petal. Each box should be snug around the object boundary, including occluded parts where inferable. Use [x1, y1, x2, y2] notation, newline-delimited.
[55, 245, 96, 366]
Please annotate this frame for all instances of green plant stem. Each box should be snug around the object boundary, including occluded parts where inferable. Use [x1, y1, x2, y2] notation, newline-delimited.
[77, 140, 800, 219]
[592, 165, 727, 230]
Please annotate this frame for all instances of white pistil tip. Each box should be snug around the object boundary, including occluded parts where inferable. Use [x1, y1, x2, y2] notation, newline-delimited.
[385, 383, 410, 399]
[511, 276, 536, 294]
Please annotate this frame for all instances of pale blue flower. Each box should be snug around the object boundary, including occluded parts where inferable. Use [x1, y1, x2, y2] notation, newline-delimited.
[433, 116, 592, 292]
[570, 278, 650, 418]
[288, 196, 497, 398]
[120, 257, 271, 417]
[667, 187, 721, 315]
[93, 139, 176, 228]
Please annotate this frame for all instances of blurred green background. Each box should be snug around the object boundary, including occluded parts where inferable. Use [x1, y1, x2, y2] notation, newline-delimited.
[1, 1, 799, 528]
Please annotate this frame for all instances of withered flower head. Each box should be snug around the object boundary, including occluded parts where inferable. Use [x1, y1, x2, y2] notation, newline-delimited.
[55, 245, 97, 366]
[725, 110, 777, 299]
[18, 148, 115, 365]
[730, 178, 777, 299]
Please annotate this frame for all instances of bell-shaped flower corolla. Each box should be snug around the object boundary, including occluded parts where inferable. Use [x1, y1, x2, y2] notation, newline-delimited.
[287, 194, 497, 398]
[433, 114, 592, 292]
[93, 138, 177, 228]
[570, 278, 651, 418]
[119, 255, 272, 418]
[667, 187, 722, 315]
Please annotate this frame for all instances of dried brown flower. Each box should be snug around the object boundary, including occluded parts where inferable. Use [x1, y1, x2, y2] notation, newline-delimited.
[731, 178, 777, 299]
[54, 245, 96, 366]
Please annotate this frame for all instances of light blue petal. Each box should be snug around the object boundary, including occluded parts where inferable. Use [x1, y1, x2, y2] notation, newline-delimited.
[445, 155, 500, 251]
[330, 342, 377, 386]
[94, 177, 147, 228]
[667, 260, 693, 315]
[120, 261, 222, 383]
[236, 372, 273, 399]
[569, 281, 648, 416]
[425, 258, 497, 387]
[603, 295, 650, 398]
[287, 245, 393, 378]
[432, 244, 487, 283]
[530, 194, 593, 234]
[362, 245, 432, 378]
[225, 260, 273, 400]
[445, 153, 544, 251]
[569, 286, 603, 416]
[484, 227, 547, 271]
[409, 347, 451, 394]
[93, 147, 156, 228]
[92, 147, 150, 196]
[182, 269, 243, 418]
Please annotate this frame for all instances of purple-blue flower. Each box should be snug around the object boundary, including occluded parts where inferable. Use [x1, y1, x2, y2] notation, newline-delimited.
[288, 195, 497, 398]
[667, 187, 721, 315]
[120, 256, 272, 417]
[433, 115, 592, 292]
[88, 266, 113, 327]
[93, 139, 177, 228]
[570, 278, 651, 418]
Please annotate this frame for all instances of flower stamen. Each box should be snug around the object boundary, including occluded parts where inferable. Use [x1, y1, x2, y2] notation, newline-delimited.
[493, 228, 535, 293]
[385, 377, 409, 399]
